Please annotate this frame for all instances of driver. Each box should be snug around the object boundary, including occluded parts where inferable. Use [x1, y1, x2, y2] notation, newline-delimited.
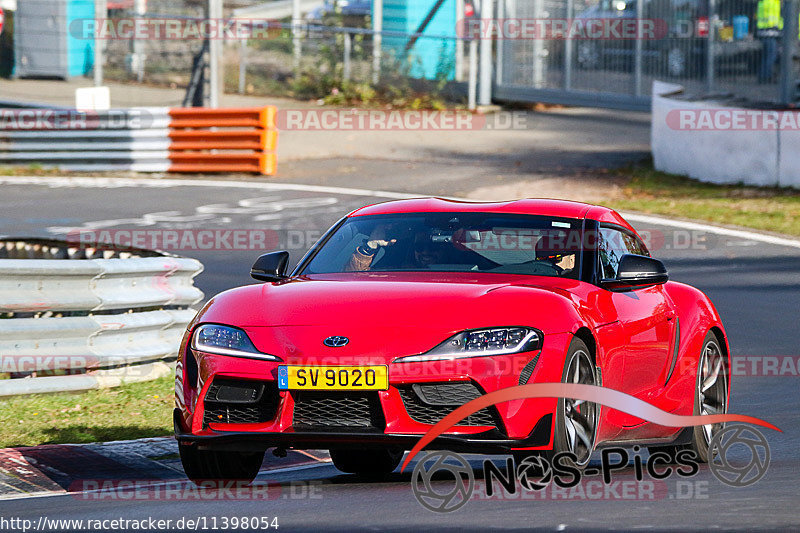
[535, 232, 578, 275]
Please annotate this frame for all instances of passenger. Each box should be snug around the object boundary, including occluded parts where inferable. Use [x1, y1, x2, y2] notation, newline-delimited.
[346, 228, 447, 271]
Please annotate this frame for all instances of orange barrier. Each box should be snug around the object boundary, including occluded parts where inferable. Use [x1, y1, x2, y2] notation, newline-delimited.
[0, 106, 277, 175]
[168, 130, 278, 152]
[169, 153, 277, 175]
[167, 107, 277, 175]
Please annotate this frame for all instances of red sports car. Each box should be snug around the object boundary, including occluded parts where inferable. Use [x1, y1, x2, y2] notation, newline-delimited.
[174, 198, 730, 481]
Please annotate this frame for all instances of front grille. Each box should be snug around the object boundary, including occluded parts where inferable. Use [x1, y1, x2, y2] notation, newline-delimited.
[292, 391, 385, 431]
[399, 382, 500, 427]
[203, 378, 280, 426]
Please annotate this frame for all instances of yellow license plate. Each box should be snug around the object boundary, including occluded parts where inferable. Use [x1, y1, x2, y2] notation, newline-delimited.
[277, 365, 389, 390]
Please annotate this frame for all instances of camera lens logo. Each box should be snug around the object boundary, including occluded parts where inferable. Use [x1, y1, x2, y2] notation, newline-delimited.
[709, 424, 770, 487]
[411, 451, 474, 513]
[515, 455, 553, 491]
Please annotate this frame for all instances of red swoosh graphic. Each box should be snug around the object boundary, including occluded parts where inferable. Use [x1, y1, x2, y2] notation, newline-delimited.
[400, 383, 781, 472]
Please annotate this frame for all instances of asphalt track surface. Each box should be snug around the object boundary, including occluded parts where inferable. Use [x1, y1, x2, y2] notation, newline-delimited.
[0, 177, 798, 532]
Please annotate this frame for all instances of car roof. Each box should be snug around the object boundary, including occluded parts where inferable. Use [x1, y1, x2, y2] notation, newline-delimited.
[348, 197, 633, 228]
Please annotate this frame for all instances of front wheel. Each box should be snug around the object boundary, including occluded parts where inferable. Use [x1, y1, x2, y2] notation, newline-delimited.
[539, 337, 598, 470]
[650, 331, 728, 463]
[179, 443, 264, 485]
[330, 447, 404, 476]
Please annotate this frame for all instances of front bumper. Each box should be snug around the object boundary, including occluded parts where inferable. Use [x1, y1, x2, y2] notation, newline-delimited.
[174, 332, 575, 453]
[175, 409, 553, 453]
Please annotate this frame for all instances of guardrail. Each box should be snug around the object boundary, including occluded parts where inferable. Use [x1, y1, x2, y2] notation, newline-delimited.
[0, 238, 204, 397]
[0, 106, 277, 175]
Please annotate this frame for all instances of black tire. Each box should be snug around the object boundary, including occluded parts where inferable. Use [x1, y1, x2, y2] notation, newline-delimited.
[330, 447, 404, 476]
[649, 331, 728, 463]
[179, 443, 265, 485]
[528, 337, 598, 471]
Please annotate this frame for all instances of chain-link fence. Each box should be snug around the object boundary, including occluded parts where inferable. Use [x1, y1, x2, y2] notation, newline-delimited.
[103, 0, 206, 88]
[94, 1, 467, 107]
[496, 0, 799, 108]
[3, 0, 797, 110]
[235, 24, 466, 103]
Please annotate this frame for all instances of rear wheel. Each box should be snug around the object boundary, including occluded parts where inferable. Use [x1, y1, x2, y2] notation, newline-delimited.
[330, 448, 404, 476]
[179, 443, 264, 485]
[649, 331, 728, 463]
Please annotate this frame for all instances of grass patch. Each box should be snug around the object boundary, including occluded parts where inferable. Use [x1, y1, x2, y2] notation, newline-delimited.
[0, 164, 65, 176]
[0, 375, 174, 448]
[609, 161, 800, 237]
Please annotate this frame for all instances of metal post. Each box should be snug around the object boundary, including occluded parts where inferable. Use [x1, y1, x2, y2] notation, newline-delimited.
[208, 0, 223, 108]
[133, 0, 146, 82]
[705, 0, 716, 94]
[468, 38, 478, 109]
[372, 0, 383, 84]
[94, 0, 106, 86]
[343, 32, 352, 81]
[779, 0, 799, 105]
[456, 0, 465, 82]
[478, 0, 493, 105]
[292, 0, 302, 73]
[494, 0, 503, 85]
[532, 0, 543, 87]
[633, 0, 643, 95]
[239, 35, 247, 94]
[564, 0, 573, 90]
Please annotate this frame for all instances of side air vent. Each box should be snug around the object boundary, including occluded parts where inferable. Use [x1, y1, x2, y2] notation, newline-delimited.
[518, 352, 541, 385]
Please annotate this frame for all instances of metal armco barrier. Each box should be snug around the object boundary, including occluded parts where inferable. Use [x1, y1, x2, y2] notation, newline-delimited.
[0, 106, 278, 175]
[0, 239, 204, 397]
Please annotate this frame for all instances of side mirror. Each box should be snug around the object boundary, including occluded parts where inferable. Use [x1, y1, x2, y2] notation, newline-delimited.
[251, 251, 290, 282]
[602, 254, 668, 290]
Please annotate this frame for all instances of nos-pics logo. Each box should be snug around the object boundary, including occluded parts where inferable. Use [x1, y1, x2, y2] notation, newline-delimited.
[411, 424, 770, 513]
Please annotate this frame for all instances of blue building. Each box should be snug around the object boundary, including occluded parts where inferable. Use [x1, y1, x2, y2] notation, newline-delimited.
[14, 0, 95, 78]
[381, 0, 457, 80]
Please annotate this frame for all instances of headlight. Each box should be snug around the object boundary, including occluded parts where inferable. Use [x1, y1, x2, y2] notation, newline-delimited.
[394, 327, 542, 362]
[191, 324, 281, 361]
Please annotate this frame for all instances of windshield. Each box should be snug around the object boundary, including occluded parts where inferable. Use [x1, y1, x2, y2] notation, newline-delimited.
[302, 212, 583, 278]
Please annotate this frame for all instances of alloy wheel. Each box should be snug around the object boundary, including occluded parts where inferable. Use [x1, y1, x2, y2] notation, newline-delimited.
[698, 339, 728, 445]
[563, 349, 598, 465]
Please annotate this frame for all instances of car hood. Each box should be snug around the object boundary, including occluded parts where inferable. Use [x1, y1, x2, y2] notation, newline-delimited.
[195, 272, 585, 359]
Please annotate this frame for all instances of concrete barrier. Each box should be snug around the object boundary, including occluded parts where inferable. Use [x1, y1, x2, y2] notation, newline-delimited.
[651, 81, 798, 188]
